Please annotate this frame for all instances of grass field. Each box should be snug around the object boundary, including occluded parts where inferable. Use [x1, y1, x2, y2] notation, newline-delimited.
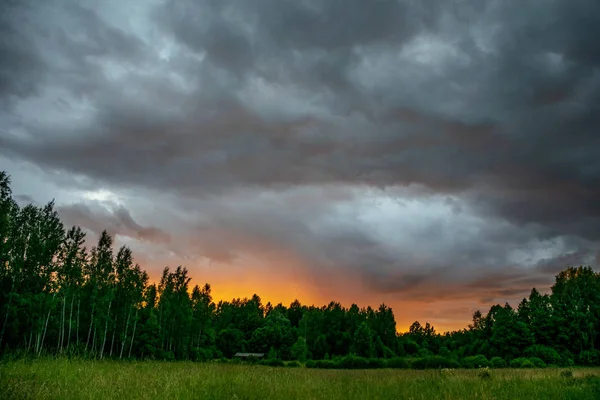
[1, 359, 599, 400]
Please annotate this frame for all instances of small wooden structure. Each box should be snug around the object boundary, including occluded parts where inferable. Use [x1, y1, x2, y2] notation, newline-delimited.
[234, 352, 265, 360]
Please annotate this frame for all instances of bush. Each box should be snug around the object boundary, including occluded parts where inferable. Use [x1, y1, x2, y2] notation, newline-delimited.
[338, 355, 369, 369]
[411, 356, 459, 370]
[529, 357, 546, 368]
[477, 367, 492, 379]
[313, 360, 338, 369]
[382, 346, 396, 359]
[524, 345, 562, 366]
[385, 357, 410, 369]
[305, 360, 316, 368]
[490, 357, 507, 368]
[510, 357, 534, 368]
[560, 369, 573, 378]
[578, 350, 600, 366]
[367, 358, 385, 369]
[191, 347, 214, 361]
[462, 355, 490, 369]
[285, 361, 301, 368]
[520, 359, 535, 368]
[258, 358, 284, 367]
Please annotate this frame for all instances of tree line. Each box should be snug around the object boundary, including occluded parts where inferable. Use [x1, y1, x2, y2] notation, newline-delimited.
[1, 171, 599, 367]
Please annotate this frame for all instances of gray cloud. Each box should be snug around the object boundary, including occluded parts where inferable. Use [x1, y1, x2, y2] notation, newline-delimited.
[58, 202, 171, 245]
[0, 0, 599, 316]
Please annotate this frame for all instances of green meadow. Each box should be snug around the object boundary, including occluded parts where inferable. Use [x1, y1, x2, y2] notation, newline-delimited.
[1, 359, 599, 400]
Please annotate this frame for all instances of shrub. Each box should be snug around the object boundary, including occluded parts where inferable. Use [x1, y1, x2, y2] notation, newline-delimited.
[258, 358, 284, 367]
[285, 361, 301, 368]
[477, 367, 492, 379]
[313, 360, 338, 369]
[385, 357, 409, 369]
[510, 357, 534, 368]
[338, 355, 369, 369]
[382, 346, 396, 359]
[305, 360, 316, 368]
[560, 370, 573, 378]
[367, 358, 385, 369]
[529, 357, 546, 368]
[490, 357, 507, 368]
[462, 355, 490, 369]
[417, 348, 433, 357]
[411, 356, 459, 369]
[578, 350, 600, 366]
[524, 345, 562, 366]
[521, 359, 535, 368]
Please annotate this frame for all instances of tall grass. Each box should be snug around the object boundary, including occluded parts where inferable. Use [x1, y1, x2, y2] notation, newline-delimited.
[1, 359, 599, 399]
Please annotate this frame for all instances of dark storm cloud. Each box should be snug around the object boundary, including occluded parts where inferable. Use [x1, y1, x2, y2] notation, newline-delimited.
[58, 202, 171, 245]
[0, 0, 599, 307]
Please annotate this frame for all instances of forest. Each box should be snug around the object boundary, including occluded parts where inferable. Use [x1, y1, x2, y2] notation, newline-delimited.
[1, 170, 599, 369]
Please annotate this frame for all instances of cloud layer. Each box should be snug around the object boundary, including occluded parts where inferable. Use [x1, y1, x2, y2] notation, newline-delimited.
[1, 0, 599, 330]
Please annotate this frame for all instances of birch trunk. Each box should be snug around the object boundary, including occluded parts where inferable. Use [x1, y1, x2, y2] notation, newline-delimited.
[86, 304, 95, 351]
[76, 297, 80, 344]
[27, 330, 33, 353]
[38, 297, 54, 356]
[99, 300, 111, 359]
[58, 294, 66, 353]
[128, 309, 138, 358]
[120, 307, 131, 359]
[67, 294, 74, 350]
[92, 326, 97, 356]
[109, 313, 118, 357]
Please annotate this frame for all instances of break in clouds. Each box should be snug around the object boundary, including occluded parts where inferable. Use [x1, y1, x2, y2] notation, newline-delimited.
[1, 0, 599, 328]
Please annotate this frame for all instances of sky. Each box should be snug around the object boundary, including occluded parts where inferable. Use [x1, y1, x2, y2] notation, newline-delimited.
[1, 0, 599, 332]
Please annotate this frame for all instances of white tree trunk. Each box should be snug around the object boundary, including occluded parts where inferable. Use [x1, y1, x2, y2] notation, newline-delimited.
[58, 294, 66, 353]
[109, 313, 118, 357]
[67, 295, 74, 350]
[38, 295, 54, 356]
[120, 307, 131, 359]
[99, 300, 111, 359]
[86, 304, 95, 351]
[128, 309, 138, 358]
[92, 326, 97, 355]
[76, 297, 80, 344]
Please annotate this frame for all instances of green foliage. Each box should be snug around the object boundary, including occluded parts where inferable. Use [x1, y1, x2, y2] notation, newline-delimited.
[578, 350, 600, 366]
[462, 355, 490, 369]
[352, 322, 373, 358]
[310, 360, 338, 369]
[524, 345, 562, 366]
[285, 360, 301, 368]
[291, 337, 308, 361]
[217, 328, 245, 358]
[411, 356, 460, 369]
[560, 370, 574, 378]
[338, 354, 369, 369]
[267, 346, 278, 360]
[477, 367, 492, 379]
[385, 357, 410, 369]
[490, 357, 507, 368]
[367, 358, 385, 369]
[510, 358, 535, 368]
[258, 358, 284, 367]
[530, 357, 547, 368]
